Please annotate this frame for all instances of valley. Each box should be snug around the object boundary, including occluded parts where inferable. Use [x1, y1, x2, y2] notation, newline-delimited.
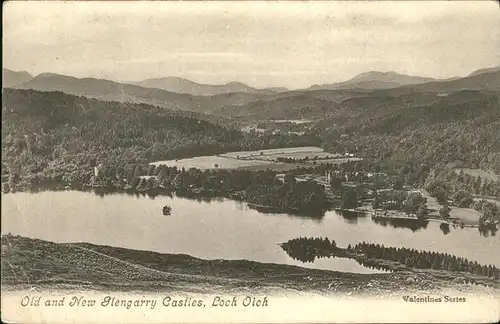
[2, 65, 500, 294]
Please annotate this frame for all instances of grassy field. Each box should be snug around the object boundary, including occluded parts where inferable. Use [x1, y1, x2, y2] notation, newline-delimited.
[421, 190, 482, 225]
[3, 235, 494, 296]
[151, 147, 356, 171]
[220, 146, 325, 159]
[245, 152, 341, 161]
[449, 207, 482, 225]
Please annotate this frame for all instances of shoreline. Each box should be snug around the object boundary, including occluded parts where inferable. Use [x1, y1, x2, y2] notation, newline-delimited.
[2, 235, 499, 295]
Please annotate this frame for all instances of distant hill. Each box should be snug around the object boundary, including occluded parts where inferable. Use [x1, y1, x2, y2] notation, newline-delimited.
[263, 86, 289, 93]
[211, 69, 500, 122]
[307, 71, 444, 91]
[313, 89, 500, 175]
[469, 66, 500, 77]
[11, 73, 271, 113]
[212, 94, 339, 120]
[344, 71, 438, 86]
[390, 70, 500, 94]
[2, 88, 245, 167]
[133, 77, 285, 96]
[2, 68, 33, 87]
[8, 69, 500, 123]
[351, 90, 500, 134]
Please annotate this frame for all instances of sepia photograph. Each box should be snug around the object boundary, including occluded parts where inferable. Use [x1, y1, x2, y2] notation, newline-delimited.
[1, 1, 499, 323]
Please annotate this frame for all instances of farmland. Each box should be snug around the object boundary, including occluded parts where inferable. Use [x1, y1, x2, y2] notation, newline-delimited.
[151, 146, 359, 171]
[220, 146, 326, 159]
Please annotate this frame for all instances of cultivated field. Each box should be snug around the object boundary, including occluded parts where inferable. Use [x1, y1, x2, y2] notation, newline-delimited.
[220, 146, 325, 159]
[151, 147, 356, 171]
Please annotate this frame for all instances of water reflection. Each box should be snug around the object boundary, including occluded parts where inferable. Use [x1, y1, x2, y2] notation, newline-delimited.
[92, 188, 174, 199]
[2, 191, 498, 271]
[280, 237, 391, 273]
[479, 227, 498, 237]
[339, 210, 367, 224]
[247, 204, 326, 220]
[280, 237, 339, 263]
[355, 259, 394, 273]
[439, 223, 451, 235]
[371, 217, 429, 232]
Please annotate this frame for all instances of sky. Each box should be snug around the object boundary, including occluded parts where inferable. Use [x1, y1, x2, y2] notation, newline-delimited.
[3, 1, 500, 89]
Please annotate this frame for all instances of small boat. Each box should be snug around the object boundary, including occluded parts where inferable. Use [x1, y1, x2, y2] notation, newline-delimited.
[163, 205, 172, 216]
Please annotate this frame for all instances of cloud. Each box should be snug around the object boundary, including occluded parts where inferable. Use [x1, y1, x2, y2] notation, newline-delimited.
[3, 1, 499, 89]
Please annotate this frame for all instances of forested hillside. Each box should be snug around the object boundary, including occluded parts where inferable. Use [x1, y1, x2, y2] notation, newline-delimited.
[11, 73, 270, 114]
[1, 89, 319, 190]
[213, 94, 338, 120]
[315, 90, 500, 174]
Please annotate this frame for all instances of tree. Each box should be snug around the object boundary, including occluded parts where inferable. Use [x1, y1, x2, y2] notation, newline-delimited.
[330, 176, 342, 191]
[433, 187, 448, 205]
[474, 176, 482, 195]
[439, 205, 451, 220]
[130, 176, 141, 190]
[284, 173, 297, 187]
[452, 190, 473, 208]
[341, 188, 358, 209]
[372, 194, 381, 209]
[416, 203, 429, 220]
[404, 192, 426, 214]
[393, 177, 404, 190]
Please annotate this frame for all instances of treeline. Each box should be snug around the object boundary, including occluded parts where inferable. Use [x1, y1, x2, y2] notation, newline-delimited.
[371, 191, 428, 219]
[1, 89, 321, 192]
[95, 164, 330, 213]
[473, 200, 500, 234]
[315, 91, 500, 177]
[280, 237, 500, 279]
[424, 167, 500, 231]
[371, 218, 429, 233]
[280, 237, 338, 263]
[425, 167, 500, 204]
[351, 242, 500, 279]
[275, 156, 338, 163]
[245, 173, 329, 213]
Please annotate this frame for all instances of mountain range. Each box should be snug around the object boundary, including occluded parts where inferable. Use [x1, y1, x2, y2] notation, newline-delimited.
[3, 65, 499, 177]
[212, 69, 500, 120]
[2, 66, 499, 120]
[306, 71, 462, 91]
[132, 77, 287, 96]
[2, 69, 33, 87]
[469, 66, 500, 77]
[7, 72, 268, 113]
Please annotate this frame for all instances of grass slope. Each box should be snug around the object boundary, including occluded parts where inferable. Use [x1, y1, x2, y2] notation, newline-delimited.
[0, 235, 475, 295]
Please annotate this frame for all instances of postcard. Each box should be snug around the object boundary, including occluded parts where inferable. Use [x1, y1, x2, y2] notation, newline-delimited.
[2, 1, 499, 323]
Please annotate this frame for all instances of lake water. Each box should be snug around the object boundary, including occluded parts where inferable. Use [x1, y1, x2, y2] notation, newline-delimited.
[2, 191, 499, 275]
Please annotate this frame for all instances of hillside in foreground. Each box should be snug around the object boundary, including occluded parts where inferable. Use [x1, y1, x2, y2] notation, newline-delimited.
[1, 235, 497, 296]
